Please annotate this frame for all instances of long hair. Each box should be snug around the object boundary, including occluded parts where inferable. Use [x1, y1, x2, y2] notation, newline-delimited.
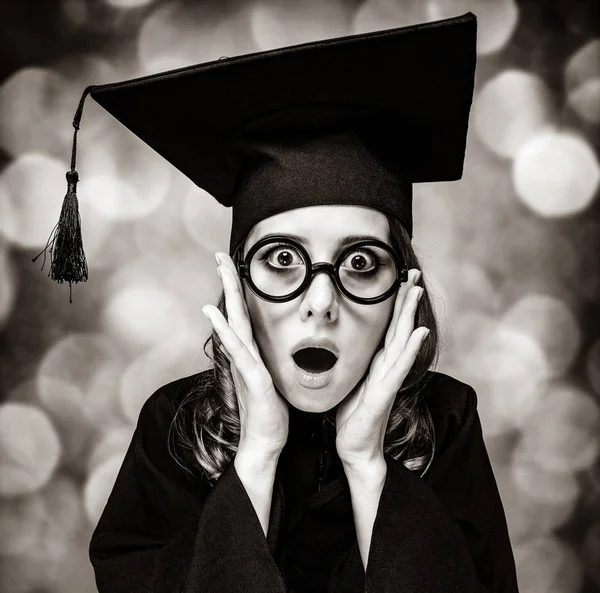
[170, 214, 440, 486]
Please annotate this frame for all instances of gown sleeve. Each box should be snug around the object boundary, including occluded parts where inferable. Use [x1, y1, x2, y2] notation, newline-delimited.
[328, 378, 520, 593]
[88, 379, 286, 593]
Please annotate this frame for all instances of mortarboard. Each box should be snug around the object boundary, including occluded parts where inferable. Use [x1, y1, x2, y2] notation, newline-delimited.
[34, 11, 477, 302]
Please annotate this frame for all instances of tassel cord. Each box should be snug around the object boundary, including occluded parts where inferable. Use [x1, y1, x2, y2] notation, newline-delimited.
[32, 85, 96, 302]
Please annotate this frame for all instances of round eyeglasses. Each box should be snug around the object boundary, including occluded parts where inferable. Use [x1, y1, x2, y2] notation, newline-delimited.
[234, 236, 408, 305]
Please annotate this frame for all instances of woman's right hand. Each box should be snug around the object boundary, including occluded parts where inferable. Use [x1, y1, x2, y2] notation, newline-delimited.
[202, 252, 289, 459]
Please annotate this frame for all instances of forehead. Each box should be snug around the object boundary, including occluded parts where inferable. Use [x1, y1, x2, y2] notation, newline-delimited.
[246, 205, 391, 246]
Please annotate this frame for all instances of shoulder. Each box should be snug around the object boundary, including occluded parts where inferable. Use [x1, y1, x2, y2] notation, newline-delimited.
[135, 368, 215, 489]
[421, 370, 478, 418]
[138, 367, 215, 432]
[419, 370, 480, 460]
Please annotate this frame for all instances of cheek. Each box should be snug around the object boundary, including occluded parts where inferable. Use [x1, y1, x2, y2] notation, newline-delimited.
[346, 304, 394, 364]
[363, 303, 395, 354]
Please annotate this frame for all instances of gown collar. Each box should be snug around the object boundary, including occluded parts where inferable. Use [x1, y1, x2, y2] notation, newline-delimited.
[286, 403, 330, 443]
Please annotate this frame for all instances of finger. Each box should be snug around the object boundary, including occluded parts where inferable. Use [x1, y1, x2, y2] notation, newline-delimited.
[384, 268, 421, 350]
[392, 327, 430, 378]
[385, 285, 423, 362]
[385, 326, 430, 385]
[203, 305, 258, 375]
[217, 252, 252, 317]
[218, 264, 256, 357]
[218, 254, 265, 363]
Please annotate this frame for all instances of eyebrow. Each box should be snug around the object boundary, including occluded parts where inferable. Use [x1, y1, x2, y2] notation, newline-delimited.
[256, 232, 386, 248]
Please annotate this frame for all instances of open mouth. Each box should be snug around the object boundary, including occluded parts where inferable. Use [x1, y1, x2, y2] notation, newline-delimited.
[292, 347, 338, 374]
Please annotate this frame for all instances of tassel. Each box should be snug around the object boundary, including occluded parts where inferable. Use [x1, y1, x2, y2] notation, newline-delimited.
[32, 86, 95, 304]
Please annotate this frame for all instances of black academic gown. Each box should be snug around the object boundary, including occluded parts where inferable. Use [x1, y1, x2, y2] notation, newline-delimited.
[89, 369, 520, 593]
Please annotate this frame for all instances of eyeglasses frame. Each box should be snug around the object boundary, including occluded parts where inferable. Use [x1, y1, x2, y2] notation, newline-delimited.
[234, 235, 409, 305]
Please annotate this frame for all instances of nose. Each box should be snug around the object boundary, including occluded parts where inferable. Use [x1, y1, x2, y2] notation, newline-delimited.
[299, 267, 339, 320]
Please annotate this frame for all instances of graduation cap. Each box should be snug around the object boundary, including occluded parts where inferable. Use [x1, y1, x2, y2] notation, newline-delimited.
[33, 11, 477, 302]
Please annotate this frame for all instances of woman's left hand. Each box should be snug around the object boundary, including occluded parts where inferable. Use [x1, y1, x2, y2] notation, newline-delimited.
[335, 268, 429, 469]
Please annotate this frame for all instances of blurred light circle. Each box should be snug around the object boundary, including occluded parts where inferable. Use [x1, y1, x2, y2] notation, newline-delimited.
[564, 39, 600, 92]
[84, 454, 125, 525]
[512, 447, 581, 504]
[473, 69, 555, 158]
[34, 377, 95, 473]
[519, 383, 600, 473]
[513, 537, 583, 593]
[501, 293, 581, 378]
[38, 332, 123, 396]
[587, 336, 600, 396]
[459, 319, 550, 429]
[513, 129, 600, 217]
[352, 0, 427, 34]
[0, 493, 46, 555]
[37, 333, 127, 434]
[87, 426, 134, 474]
[78, 125, 172, 222]
[494, 465, 579, 545]
[442, 261, 501, 318]
[138, 1, 257, 74]
[0, 67, 70, 159]
[251, 0, 350, 51]
[103, 282, 190, 349]
[49, 530, 100, 593]
[426, 0, 518, 55]
[0, 239, 17, 329]
[0, 554, 52, 593]
[0, 476, 86, 593]
[86, 218, 143, 272]
[568, 79, 600, 124]
[0, 403, 61, 496]
[82, 175, 142, 219]
[466, 212, 551, 299]
[27, 476, 85, 562]
[85, 361, 131, 430]
[133, 179, 198, 260]
[119, 330, 205, 423]
[0, 153, 65, 248]
[565, 39, 600, 124]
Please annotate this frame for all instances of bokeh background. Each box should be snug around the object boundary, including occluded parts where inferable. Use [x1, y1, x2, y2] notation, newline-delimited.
[0, 0, 599, 591]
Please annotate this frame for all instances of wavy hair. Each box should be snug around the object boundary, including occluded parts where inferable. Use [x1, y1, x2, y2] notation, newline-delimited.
[170, 214, 441, 486]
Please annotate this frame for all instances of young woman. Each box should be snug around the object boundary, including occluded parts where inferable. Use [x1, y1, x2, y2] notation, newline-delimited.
[39, 10, 519, 593]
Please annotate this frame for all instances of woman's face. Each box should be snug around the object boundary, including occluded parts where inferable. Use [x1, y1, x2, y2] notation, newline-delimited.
[241, 205, 396, 413]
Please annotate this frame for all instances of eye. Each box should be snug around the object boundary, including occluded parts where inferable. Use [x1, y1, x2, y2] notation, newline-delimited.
[260, 243, 303, 268]
[341, 248, 384, 273]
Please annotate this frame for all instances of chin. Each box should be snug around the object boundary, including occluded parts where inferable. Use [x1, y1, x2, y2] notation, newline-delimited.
[271, 358, 351, 413]
[277, 376, 346, 414]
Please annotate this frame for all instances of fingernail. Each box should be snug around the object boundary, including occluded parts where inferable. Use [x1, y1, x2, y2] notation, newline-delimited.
[414, 270, 422, 284]
[202, 306, 211, 319]
[217, 266, 223, 280]
[423, 328, 430, 339]
[214, 253, 222, 266]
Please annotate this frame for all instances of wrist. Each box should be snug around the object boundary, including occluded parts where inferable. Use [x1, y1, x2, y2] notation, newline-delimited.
[236, 440, 282, 469]
[342, 454, 387, 481]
